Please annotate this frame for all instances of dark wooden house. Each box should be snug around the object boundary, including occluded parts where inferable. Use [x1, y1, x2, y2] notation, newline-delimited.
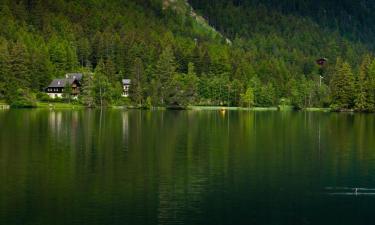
[46, 73, 83, 99]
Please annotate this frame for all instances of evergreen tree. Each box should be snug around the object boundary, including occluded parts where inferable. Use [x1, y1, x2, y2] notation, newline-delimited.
[366, 59, 375, 111]
[355, 55, 372, 111]
[330, 59, 356, 110]
[7, 41, 30, 101]
[81, 73, 95, 107]
[130, 57, 146, 106]
[154, 46, 177, 106]
[0, 38, 9, 98]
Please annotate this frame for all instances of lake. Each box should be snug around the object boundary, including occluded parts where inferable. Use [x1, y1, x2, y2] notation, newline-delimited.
[1, 109, 375, 225]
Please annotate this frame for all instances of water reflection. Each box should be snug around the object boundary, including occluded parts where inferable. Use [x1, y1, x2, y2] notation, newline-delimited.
[1, 110, 375, 225]
[122, 111, 129, 152]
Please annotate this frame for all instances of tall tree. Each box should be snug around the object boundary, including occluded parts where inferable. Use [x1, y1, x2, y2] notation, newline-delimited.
[94, 59, 112, 107]
[0, 38, 9, 98]
[7, 41, 30, 101]
[240, 87, 255, 108]
[330, 59, 355, 110]
[130, 57, 146, 106]
[355, 55, 372, 111]
[154, 46, 176, 106]
[81, 73, 95, 107]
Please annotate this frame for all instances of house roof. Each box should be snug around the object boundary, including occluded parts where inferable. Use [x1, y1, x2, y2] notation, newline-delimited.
[48, 78, 76, 88]
[66, 73, 83, 81]
[122, 79, 131, 85]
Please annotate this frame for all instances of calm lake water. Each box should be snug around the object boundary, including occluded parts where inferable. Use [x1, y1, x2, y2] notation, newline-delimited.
[1, 109, 375, 225]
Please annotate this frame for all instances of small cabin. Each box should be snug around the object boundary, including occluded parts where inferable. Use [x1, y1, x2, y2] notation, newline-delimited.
[122, 79, 131, 97]
[316, 58, 328, 66]
[46, 73, 83, 99]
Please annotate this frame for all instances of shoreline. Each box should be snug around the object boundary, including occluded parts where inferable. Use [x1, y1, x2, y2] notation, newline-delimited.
[0, 101, 362, 113]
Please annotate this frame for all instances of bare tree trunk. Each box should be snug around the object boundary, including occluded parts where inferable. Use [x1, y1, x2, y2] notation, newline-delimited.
[100, 86, 103, 108]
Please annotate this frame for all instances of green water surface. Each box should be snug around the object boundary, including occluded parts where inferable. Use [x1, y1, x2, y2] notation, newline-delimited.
[1, 109, 375, 225]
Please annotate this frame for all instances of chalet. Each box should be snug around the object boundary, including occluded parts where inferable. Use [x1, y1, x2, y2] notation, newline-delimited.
[122, 79, 131, 97]
[46, 73, 83, 99]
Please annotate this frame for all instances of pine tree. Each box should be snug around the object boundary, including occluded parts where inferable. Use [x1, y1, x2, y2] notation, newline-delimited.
[77, 37, 91, 67]
[0, 38, 9, 99]
[81, 73, 95, 107]
[366, 60, 375, 111]
[104, 58, 117, 82]
[330, 59, 356, 110]
[355, 55, 372, 111]
[154, 46, 177, 106]
[183, 62, 199, 104]
[29, 47, 52, 92]
[7, 41, 30, 101]
[130, 57, 146, 106]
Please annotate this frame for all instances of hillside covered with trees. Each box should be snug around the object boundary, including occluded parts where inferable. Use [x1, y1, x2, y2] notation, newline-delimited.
[1, 0, 375, 111]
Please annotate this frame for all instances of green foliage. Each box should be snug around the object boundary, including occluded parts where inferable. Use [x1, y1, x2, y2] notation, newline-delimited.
[130, 58, 146, 106]
[240, 87, 254, 108]
[94, 60, 113, 107]
[80, 73, 95, 107]
[0, 0, 375, 110]
[10, 88, 37, 108]
[355, 55, 375, 111]
[330, 59, 356, 110]
[145, 96, 153, 109]
[154, 46, 177, 106]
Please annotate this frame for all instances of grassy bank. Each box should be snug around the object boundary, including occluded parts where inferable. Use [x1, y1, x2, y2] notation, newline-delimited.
[303, 108, 331, 112]
[188, 106, 279, 111]
[189, 106, 331, 112]
[36, 102, 84, 109]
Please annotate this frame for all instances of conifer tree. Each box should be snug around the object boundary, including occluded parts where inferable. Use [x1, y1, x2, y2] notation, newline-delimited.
[355, 55, 372, 111]
[330, 59, 356, 110]
[7, 41, 30, 101]
[366, 60, 375, 111]
[81, 73, 95, 107]
[130, 57, 146, 106]
[154, 46, 177, 105]
[0, 38, 9, 98]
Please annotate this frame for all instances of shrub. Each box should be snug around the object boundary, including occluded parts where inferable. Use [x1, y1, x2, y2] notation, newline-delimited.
[10, 89, 37, 108]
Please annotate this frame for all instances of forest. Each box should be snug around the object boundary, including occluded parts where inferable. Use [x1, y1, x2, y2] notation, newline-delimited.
[0, 0, 375, 111]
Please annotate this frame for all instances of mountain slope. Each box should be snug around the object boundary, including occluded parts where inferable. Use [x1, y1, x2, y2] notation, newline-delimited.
[0, 0, 374, 110]
[189, 0, 375, 46]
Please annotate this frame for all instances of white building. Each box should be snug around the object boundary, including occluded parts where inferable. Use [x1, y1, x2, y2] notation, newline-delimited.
[122, 79, 131, 97]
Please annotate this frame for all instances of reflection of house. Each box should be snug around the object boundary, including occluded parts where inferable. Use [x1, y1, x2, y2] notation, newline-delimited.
[122, 79, 131, 97]
[46, 73, 83, 99]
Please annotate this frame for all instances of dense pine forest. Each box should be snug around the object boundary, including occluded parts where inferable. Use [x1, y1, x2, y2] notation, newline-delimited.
[1, 0, 375, 111]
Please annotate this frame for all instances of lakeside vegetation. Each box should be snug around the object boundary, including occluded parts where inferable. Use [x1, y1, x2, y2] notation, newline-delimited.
[0, 0, 375, 112]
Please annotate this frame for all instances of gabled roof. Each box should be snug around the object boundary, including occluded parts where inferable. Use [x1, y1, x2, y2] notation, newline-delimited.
[48, 78, 76, 88]
[66, 73, 83, 81]
[122, 79, 131, 85]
